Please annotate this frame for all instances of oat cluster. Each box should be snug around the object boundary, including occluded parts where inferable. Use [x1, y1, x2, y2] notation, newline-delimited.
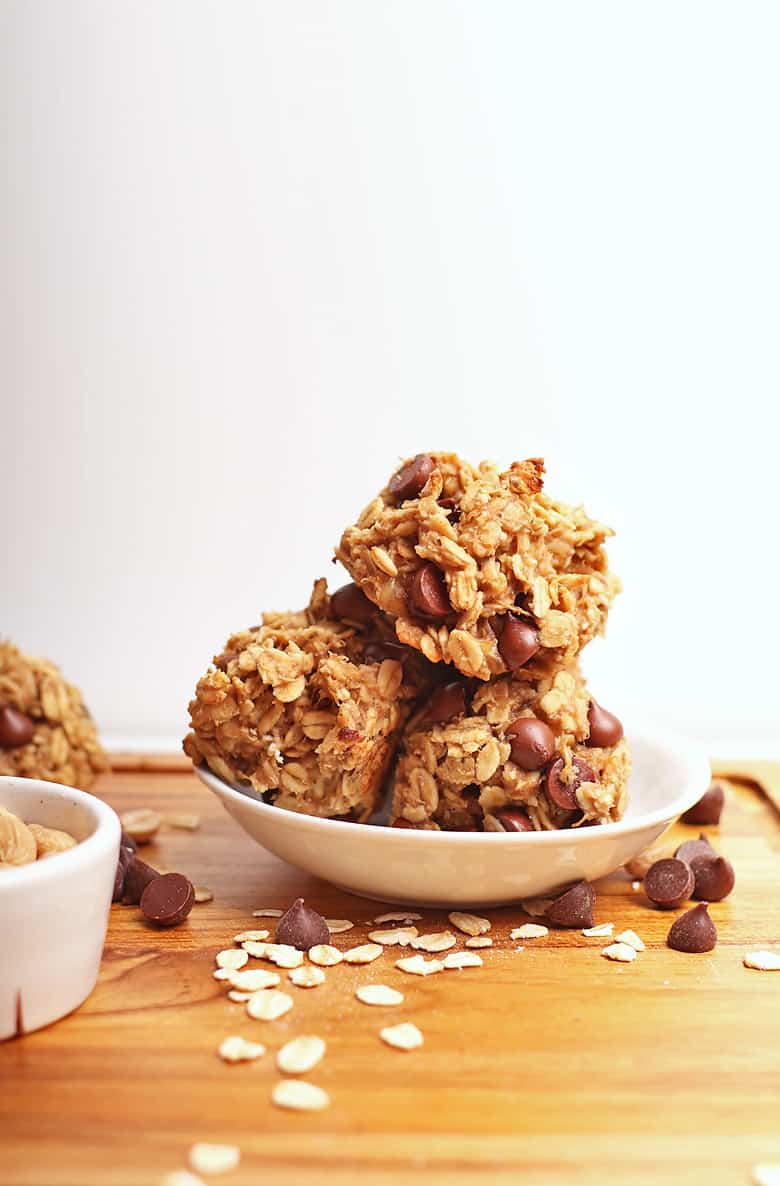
[184, 452, 629, 831]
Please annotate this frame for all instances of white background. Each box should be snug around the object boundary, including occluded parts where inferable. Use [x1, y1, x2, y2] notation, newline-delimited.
[2, 1, 778, 754]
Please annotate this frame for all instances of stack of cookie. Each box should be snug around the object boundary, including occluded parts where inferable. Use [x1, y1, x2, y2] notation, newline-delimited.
[184, 452, 630, 832]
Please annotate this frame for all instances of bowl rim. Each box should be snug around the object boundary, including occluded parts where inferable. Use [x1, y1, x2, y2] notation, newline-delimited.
[194, 723, 711, 846]
[0, 775, 121, 889]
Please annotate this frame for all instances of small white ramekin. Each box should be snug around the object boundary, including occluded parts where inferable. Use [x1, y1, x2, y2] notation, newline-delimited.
[0, 775, 120, 1040]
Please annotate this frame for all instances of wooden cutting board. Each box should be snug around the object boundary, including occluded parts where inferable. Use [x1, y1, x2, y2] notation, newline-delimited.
[1, 759, 779, 1186]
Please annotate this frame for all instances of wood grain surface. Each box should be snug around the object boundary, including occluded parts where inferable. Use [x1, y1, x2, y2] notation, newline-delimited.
[1, 762, 779, 1186]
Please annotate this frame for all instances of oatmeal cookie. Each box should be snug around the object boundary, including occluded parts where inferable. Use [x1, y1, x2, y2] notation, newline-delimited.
[390, 662, 629, 831]
[335, 452, 619, 681]
[0, 642, 108, 789]
[183, 579, 423, 821]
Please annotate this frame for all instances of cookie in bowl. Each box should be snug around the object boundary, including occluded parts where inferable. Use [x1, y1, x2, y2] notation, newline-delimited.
[184, 579, 426, 821]
[335, 452, 619, 681]
[390, 662, 629, 831]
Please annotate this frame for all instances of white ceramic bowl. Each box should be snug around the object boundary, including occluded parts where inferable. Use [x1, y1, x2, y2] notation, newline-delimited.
[196, 725, 710, 908]
[0, 776, 120, 1040]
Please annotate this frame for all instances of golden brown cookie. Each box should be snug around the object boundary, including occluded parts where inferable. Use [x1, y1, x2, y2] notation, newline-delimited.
[335, 452, 619, 681]
[183, 580, 424, 821]
[390, 662, 630, 831]
[0, 642, 108, 789]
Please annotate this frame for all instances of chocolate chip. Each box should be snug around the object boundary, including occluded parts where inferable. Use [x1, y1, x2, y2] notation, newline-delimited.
[408, 564, 451, 620]
[492, 807, 534, 832]
[496, 615, 540, 669]
[330, 582, 376, 625]
[667, 902, 717, 953]
[140, 873, 195, 927]
[112, 844, 132, 902]
[644, 858, 696, 910]
[690, 853, 735, 902]
[674, 833, 715, 865]
[121, 856, 161, 905]
[275, 898, 330, 951]
[419, 682, 467, 725]
[681, 782, 725, 826]
[387, 454, 434, 502]
[361, 640, 409, 664]
[0, 705, 35, 749]
[545, 881, 596, 928]
[438, 497, 461, 523]
[585, 701, 624, 748]
[544, 756, 596, 811]
[506, 717, 556, 770]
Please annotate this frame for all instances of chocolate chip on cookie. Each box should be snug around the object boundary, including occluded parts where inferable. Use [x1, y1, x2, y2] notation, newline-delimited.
[408, 564, 451, 620]
[420, 682, 467, 725]
[361, 640, 409, 664]
[496, 615, 540, 669]
[544, 756, 596, 811]
[585, 701, 624, 747]
[0, 705, 35, 749]
[437, 496, 461, 522]
[387, 454, 435, 502]
[506, 717, 556, 770]
[330, 582, 376, 625]
[492, 807, 534, 832]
